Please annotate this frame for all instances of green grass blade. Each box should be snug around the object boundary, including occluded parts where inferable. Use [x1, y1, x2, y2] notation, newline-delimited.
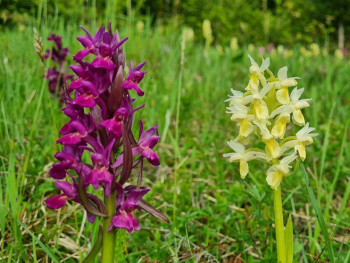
[300, 161, 335, 262]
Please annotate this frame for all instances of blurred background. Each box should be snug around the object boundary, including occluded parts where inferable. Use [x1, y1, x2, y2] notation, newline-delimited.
[0, 0, 350, 50]
[0, 0, 349, 262]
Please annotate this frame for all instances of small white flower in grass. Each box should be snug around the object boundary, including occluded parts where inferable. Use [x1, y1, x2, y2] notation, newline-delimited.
[266, 153, 297, 190]
[280, 123, 318, 161]
[223, 141, 266, 179]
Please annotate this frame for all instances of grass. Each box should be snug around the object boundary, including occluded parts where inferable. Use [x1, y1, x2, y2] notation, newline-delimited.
[0, 14, 350, 262]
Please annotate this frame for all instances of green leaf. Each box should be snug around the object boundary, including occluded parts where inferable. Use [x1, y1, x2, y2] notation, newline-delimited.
[285, 215, 293, 263]
[83, 226, 103, 263]
[300, 161, 335, 263]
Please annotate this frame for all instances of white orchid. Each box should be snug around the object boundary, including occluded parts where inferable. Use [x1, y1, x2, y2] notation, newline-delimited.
[266, 153, 297, 190]
[223, 141, 266, 179]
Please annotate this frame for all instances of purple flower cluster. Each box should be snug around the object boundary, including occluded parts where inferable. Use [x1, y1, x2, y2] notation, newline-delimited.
[45, 24, 168, 233]
[44, 34, 74, 100]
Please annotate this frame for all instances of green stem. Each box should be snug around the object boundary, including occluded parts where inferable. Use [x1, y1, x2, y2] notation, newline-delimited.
[101, 192, 117, 263]
[273, 185, 286, 263]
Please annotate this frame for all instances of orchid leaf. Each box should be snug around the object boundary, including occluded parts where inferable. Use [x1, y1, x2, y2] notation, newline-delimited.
[83, 226, 103, 263]
[119, 123, 133, 185]
[285, 214, 293, 263]
[139, 200, 170, 223]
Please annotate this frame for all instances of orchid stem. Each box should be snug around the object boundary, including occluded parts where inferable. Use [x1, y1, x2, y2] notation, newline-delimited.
[273, 185, 286, 263]
[101, 192, 117, 263]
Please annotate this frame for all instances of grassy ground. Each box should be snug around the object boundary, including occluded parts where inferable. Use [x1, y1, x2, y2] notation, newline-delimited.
[0, 17, 350, 262]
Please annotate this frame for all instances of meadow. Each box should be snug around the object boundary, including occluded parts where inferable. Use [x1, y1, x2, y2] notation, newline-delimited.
[0, 16, 350, 262]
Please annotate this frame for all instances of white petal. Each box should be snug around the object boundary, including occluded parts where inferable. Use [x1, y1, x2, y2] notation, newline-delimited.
[245, 151, 267, 161]
[248, 54, 259, 67]
[290, 87, 304, 102]
[277, 66, 288, 80]
[270, 105, 293, 119]
[294, 100, 310, 109]
[280, 153, 297, 165]
[260, 57, 270, 71]
[227, 140, 245, 153]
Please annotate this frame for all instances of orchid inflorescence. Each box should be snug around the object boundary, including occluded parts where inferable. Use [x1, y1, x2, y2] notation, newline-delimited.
[45, 23, 168, 235]
[44, 34, 74, 100]
[224, 56, 317, 190]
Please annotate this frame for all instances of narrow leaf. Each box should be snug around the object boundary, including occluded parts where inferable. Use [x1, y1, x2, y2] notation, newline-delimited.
[78, 175, 108, 218]
[138, 200, 170, 223]
[83, 226, 103, 263]
[119, 123, 133, 185]
[285, 215, 293, 263]
[108, 66, 124, 115]
[300, 161, 335, 262]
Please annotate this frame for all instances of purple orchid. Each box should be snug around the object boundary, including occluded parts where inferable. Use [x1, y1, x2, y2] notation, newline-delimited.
[45, 180, 78, 209]
[112, 121, 161, 169]
[45, 23, 169, 260]
[109, 184, 150, 233]
[122, 61, 147, 96]
[44, 33, 73, 101]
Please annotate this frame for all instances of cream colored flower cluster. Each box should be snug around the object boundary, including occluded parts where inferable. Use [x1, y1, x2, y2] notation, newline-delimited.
[224, 56, 317, 190]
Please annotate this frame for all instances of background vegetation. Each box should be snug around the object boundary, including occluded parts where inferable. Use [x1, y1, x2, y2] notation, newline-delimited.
[1, 0, 350, 48]
[0, 0, 349, 262]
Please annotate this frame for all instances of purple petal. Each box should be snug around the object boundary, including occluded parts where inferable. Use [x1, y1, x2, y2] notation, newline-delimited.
[72, 94, 96, 108]
[74, 49, 90, 61]
[111, 213, 140, 233]
[45, 194, 67, 209]
[70, 65, 86, 77]
[87, 213, 96, 223]
[87, 169, 114, 189]
[134, 61, 146, 71]
[49, 163, 68, 179]
[122, 188, 150, 210]
[92, 56, 115, 70]
[69, 79, 83, 91]
[142, 147, 160, 166]
[55, 181, 77, 199]
[141, 135, 160, 149]
[122, 81, 144, 96]
[80, 26, 93, 39]
[77, 36, 93, 48]
[57, 133, 82, 145]
[140, 125, 158, 142]
[93, 26, 105, 43]
[100, 119, 122, 137]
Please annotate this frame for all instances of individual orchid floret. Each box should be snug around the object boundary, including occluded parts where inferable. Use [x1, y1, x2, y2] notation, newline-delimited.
[225, 89, 252, 107]
[122, 61, 147, 96]
[45, 23, 168, 261]
[270, 87, 311, 126]
[246, 55, 270, 91]
[226, 104, 254, 138]
[270, 66, 299, 104]
[280, 122, 318, 161]
[113, 121, 161, 168]
[110, 184, 150, 233]
[266, 153, 297, 190]
[223, 141, 266, 179]
[45, 181, 79, 209]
